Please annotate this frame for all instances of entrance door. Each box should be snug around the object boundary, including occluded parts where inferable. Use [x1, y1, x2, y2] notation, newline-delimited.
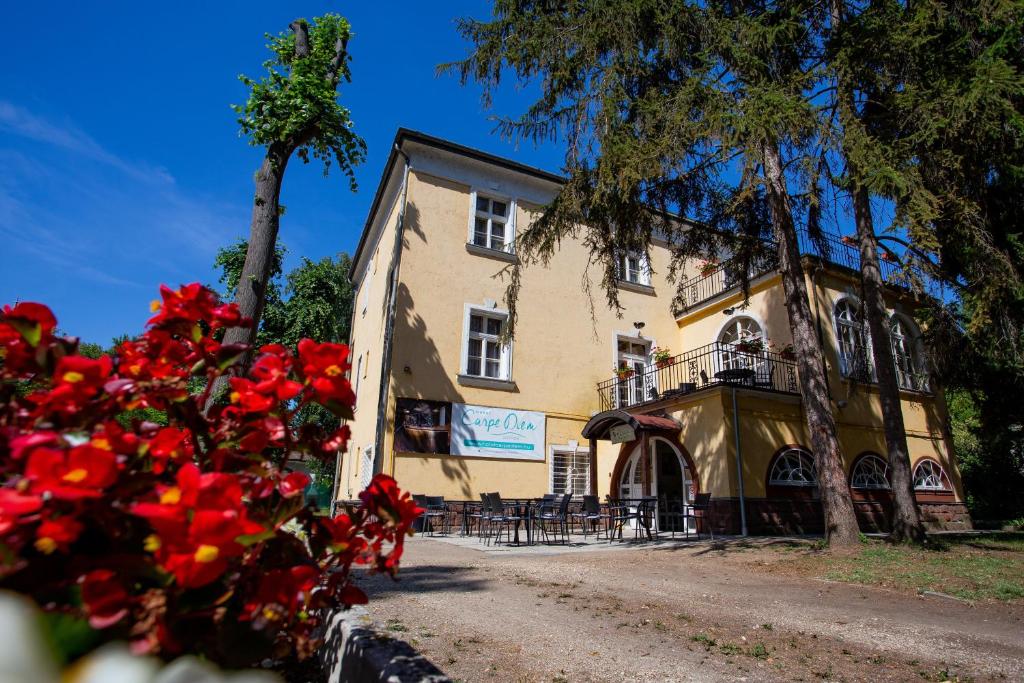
[653, 439, 695, 532]
[619, 448, 649, 500]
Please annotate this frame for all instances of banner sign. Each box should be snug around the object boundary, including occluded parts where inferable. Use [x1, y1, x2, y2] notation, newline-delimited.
[450, 404, 545, 460]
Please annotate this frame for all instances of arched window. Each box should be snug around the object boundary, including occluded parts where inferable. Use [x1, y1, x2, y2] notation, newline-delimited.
[913, 460, 950, 491]
[834, 299, 873, 381]
[769, 448, 818, 487]
[890, 315, 929, 392]
[718, 317, 765, 372]
[850, 454, 890, 490]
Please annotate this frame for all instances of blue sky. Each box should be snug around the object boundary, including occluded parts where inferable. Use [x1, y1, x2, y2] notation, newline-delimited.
[0, 2, 564, 346]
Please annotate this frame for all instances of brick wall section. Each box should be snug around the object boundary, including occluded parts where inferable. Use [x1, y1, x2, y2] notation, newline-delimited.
[708, 498, 972, 535]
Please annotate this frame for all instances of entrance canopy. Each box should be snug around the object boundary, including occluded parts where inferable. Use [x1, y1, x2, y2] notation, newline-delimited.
[581, 409, 681, 441]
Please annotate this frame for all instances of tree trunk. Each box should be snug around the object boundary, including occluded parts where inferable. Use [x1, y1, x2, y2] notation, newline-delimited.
[761, 141, 861, 546]
[852, 189, 927, 542]
[207, 143, 291, 405]
[826, 0, 926, 543]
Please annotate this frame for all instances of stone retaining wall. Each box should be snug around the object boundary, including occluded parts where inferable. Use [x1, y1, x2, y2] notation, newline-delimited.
[321, 606, 450, 683]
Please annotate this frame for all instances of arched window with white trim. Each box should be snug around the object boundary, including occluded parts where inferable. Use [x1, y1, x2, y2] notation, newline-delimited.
[850, 454, 891, 490]
[768, 448, 818, 487]
[718, 316, 765, 373]
[913, 460, 950, 492]
[890, 315, 929, 392]
[834, 299, 873, 381]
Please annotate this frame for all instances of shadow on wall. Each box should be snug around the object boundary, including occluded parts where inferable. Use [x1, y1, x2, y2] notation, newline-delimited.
[389, 280, 473, 499]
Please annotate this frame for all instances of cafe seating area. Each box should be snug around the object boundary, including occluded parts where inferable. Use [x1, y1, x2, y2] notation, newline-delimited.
[408, 493, 716, 549]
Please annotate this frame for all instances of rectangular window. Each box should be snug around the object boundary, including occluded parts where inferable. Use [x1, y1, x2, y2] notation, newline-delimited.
[463, 308, 510, 380]
[550, 448, 591, 497]
[618, 252, 651, 285]
[471, 194, 512, 252]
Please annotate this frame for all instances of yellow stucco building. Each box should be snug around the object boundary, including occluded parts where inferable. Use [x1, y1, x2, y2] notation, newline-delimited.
[337, 129, 970, 534]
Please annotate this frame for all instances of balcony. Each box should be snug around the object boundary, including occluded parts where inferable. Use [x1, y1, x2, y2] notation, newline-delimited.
[598, 342, 800, 411]
[675, 230, 904, 315]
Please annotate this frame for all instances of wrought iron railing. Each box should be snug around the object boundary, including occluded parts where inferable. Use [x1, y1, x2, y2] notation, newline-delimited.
[597, 342, 800, 411]
[675, 230, 905, 314]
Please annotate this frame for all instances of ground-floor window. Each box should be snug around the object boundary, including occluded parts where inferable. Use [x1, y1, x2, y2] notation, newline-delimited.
[850, 453, 891, 490]
[550, 447, 591, 497]
[913, 459, 950, 492]
[768, 447, 818, 488]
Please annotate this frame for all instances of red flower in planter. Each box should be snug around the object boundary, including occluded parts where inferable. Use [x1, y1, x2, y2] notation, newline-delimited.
[80, 569, 130, 629]
[0, 489, 44, 534]
[249, 346, 303, 401]
[243, 565, 321, 622]
[359, 474, 422, 529]
[158, 508, 265, 588]
[34, 515, 84, 554]
[30, 355, 113, 416]
[145, 427, 193, 473]
[279, 471, 311, 499]
[228, 378, 276, 413]
[1, 302, 57, 346]
[25, 444, 118, 500]
[8, 431, 60, 460]
[91, 421, 140, 455]
[296, 340, 355, 406]
[147, 283, 220, 327]
[321, 425, 351, 453]
[319, 513, 367, 558]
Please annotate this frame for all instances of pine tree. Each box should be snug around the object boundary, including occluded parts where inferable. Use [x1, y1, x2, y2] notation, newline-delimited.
[448, 0, 861, 545]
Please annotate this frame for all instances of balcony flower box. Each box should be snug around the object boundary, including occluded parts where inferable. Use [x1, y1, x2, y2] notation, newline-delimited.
[734, 339, 764, 354]
[879, 251, 895, 262]
[840, 235, 857, 247]
[698, 259, 720, 277]
[615, 363, 635, 380]
[652, 346, 672, 368]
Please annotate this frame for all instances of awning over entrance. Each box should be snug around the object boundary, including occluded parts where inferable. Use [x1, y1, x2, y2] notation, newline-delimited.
[581, 409, 681, 441]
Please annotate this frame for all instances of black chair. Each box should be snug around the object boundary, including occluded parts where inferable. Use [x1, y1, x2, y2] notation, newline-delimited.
[424, 496, 450, 535]
[535, 493, 571, 544]
[682, 493, 714, 540]
[483, 492, 522, 546]
[662, 498, 691, 539]
[634, 497, 658, 541]
[475, 492, 495, 542]
[570, 495, 605, 538]
[602, 500, 632, 542]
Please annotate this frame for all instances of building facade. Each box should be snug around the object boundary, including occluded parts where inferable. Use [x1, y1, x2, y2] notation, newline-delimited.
[338, 129, 971, 534]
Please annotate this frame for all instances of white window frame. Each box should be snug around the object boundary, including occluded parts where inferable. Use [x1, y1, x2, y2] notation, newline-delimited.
[549, 444, 591, 497]
[889, 314, 929, 392]
[850, 454, 891, 490]
[460, 303, 512, 381]
[833, 296, 874, 381]
[769, 448, 818, 487]
[359, 279, 370, 316]
[617, 251, 652, 286]
[913, 460, 950, 491]
[467, 189, 516, 253]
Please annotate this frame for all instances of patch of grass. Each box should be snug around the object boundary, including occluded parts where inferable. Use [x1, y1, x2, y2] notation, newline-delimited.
[385, 620, 407, 632]
[781, 533, 1024, 602]
[719, 643, 743, 656]
[760, 622, 773, 630]
[691, 633, 716, 649]
[749, 643, 769, 659]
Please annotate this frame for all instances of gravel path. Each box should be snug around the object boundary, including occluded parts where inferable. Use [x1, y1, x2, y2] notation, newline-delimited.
[359, 536, 1024, 682]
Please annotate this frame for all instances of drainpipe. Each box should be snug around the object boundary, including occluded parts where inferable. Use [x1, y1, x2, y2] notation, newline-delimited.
[371, 145, 412, 477]
[731, 387, 748, 536]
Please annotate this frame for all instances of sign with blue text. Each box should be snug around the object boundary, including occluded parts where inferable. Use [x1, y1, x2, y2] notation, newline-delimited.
[450, 404, 546, 460]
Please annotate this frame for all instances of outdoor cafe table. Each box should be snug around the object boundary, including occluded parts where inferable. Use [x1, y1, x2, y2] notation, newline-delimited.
[455, 498, 538, 545]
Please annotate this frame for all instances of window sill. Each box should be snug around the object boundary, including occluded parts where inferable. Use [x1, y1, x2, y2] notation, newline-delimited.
[457, 374, 518, 392]
[616, 279, 655, 296]
[466, 243, 519, 263]
[838, 376, 933, 397]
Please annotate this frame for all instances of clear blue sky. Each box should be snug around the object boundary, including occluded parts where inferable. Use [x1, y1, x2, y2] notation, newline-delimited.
[0, 2, 564, 346]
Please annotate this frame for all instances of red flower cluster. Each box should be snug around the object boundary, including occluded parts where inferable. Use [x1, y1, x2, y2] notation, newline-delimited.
[0, 283, 420, 664]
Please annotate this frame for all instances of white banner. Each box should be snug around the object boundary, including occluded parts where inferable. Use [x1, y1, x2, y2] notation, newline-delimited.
[450, 404, 545, 460]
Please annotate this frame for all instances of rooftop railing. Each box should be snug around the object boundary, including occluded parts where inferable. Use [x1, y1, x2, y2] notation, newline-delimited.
[675, 229, 904, 314]
[597, 342, 800, 412]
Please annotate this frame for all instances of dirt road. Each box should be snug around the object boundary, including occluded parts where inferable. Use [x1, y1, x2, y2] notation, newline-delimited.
[359, 537, 1024, 682]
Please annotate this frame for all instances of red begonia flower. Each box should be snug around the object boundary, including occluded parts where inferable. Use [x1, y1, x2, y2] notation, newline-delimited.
[228, 378, 275, 413]
[35, 516, 84, 554]
[25, 445, 118, 500]
[159, 508, 265, 588]
[0, 489, 44, 534]
[8, 432, 59, 460]
[250, 351, 303, 401]
[80, 569, 130, 629]
[296, 339, 355, 406]
[321, 425, 351, 453]
[359, 474, 423, 529]
[279, 471, 311, 499]
[1, 302, 57, 346]
[242, 565, 320, 621]
[145, 427, 193, 473]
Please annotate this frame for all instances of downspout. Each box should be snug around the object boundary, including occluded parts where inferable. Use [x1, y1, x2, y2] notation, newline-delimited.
[731, 387, 748, 536]
[371, 145, 411, 477]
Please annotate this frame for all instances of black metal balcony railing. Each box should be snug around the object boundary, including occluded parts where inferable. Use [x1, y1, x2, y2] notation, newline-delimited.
[675, 230, 904, 314]
[597, 342, 799, 411]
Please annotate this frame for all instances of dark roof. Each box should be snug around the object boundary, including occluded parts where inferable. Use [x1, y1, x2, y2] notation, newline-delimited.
[581, 410, 681, 440]
[348, 128, 565, 280]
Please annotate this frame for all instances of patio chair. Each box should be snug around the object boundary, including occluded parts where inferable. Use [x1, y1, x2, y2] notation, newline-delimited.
[570, 495, 605, 538]
[483, 493, 522, 546]
[425, 496, 450, 535]
[411, 495, 432, 535]
[535, 493, 571, 544]
[634, 497, 658, 541]
[602, 500, 632, 542]
[681, 493, 714, 540]
[662, 498, 692, 539]
[475, 493, 496, 542]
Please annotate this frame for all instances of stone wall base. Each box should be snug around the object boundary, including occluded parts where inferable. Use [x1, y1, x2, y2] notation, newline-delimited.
[708, 498, 973, 535]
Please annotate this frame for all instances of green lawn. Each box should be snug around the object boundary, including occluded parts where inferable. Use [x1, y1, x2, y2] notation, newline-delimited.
[794, 533, 1024, 602]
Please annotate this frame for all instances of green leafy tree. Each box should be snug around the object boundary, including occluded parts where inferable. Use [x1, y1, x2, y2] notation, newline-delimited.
[219, 14, 365, 371]
[448, 0, 862, 544]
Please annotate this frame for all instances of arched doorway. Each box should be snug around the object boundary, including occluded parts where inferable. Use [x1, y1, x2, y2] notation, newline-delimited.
[618, 438, 694, 530]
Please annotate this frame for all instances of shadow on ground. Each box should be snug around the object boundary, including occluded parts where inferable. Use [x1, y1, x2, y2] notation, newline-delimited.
[357, 564, 488, 598]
